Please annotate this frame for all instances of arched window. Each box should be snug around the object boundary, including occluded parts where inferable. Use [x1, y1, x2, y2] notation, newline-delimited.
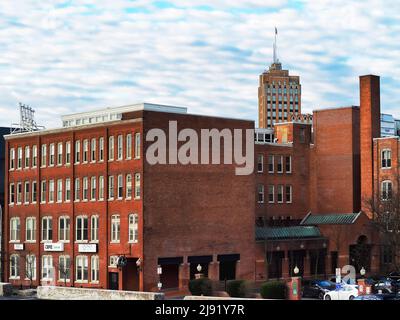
[381, 149, 392, 168]
[111, 215, 120, 243]
[10, 254, 20, 279]
[91, 255, 99, 283]
[381, 181, 393, 201]
[128, 214, 139, 243]
[25, 254, 36, 281]
[126, 174, 132, 199]
[76, 215, 88, 241]
[91, 215, 99, 242]
[10, 217, 20, 242]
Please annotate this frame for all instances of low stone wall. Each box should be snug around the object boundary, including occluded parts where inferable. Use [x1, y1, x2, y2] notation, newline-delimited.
[37, 286, 164, 300]
[0, 283, 14, 296]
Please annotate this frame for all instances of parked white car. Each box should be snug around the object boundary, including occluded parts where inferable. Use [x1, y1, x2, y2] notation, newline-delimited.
[324, 285, 359, 300]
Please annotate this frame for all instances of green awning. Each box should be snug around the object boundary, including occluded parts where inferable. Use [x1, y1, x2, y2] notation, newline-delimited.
[256, 226, 322, 241]
[300, 212, 360, 226]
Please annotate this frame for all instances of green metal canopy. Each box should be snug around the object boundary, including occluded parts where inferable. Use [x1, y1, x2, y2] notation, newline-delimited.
[255, 226, 322, 241]
[300, 212, 361, 226]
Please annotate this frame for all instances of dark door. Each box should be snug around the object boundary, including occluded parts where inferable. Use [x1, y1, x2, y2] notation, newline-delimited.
[160, 264, 179, 289]
[109, 272, 119, 290]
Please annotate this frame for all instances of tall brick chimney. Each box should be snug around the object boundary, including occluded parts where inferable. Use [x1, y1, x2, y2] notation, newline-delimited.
[360, 75, 381, 217]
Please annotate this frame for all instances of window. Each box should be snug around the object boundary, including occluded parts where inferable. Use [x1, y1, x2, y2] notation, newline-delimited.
[91, 255, 100, 283]
[257, 154, 263, 173]
[10, 254, 20, 279]
[9, 183, 15, 205]
[42, 255, 53, 280]
[108, 136, 114, 160]
[109, 256, 118, 267]
[108, 175, 114, 200]
[74, 178, 80, 201]
[76, 216, 88, 242]
[83, 139, 88, 163]
[91, 215, 99, 242]
[65, 141, 71, 165]
[32, 181, 37, 203]
[268, 155, 274, 173]
[382, 150, 392, 168]
[382, 181, 393, 201]
[268, 185, 275, 203]
[277, 156, 283, 173]
[91, 177, 96, 200]
[17, 147, 22, 169]
[99, 176, 104, 200]
[59, 255, 71, 282]
[65, 178, 71, 202]
[41, 144, 47, 167]
[40, 180, 47, 203]
[126, 174, 132, 199]
[83, 177, 88, 201]
[41, 217, 53, 241]
[59, 216, 70, 242]
[75, 140, 81, 163]
[285, 156, 292, 173]
[134, 173, 141, 199]
[299, 128, 306, 143]
[91, 138, 96, 162]
[111, 215, 120, 242]
[126, 134, 132, 159]
[24, 181, 30, 204]
[277, 185, 284, 203]
[135, 133, 141, 159]
[25, 254, 36, 281]
[49, 180, 55, 203]
[10, 217, 20, 242]
[257, 185, 264, 203]
[128, 214, 139, 243]
[117, 135, 123, 160]
[24, 146, 30, 168]
[49, 143, 55, 166]
[57, 179, 63, 203]
[57, 143, 63, 166]
[9, 148, 15, 170]
[286, 185, 293, 203]
[16, 182, 22, 204]
[99, 137, 104, 161]
[32, 145, 37, 168]
[76, 256, 88, 282]
[26, 217, 36, 242]
[117, 174, 123, 199]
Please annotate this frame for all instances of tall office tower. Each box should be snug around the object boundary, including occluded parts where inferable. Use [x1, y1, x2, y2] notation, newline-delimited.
[258, 29, 301, 128]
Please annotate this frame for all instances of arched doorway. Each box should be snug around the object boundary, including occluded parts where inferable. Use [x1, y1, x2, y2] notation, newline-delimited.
[349, 235, 372, 273]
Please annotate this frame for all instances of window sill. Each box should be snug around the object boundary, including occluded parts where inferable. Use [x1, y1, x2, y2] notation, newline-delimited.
[9, 240, 21, 243]
[75, 240, 89, 244]
[25, 241, 36, 244]
[75, 280, 89, 284]
[9, 277, 20, 280]
[110, 241, 120, 244]
[57, 279, 71, 283]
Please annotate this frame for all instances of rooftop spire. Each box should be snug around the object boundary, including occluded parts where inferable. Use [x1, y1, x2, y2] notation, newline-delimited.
[273, 27, 278, 64]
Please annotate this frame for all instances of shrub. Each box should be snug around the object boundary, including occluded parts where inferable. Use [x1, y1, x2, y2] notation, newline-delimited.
[260, 281, 288, 299]
[226, 280, 249, 298]
[188, 278, 213, 296]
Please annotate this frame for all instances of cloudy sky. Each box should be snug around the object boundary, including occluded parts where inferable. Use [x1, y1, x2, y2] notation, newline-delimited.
[1, 0, 399, 128]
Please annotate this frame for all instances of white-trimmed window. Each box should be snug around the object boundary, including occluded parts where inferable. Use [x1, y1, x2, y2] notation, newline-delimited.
[58, 255, 71, 282]
[16, 182, 22, 204]
[40, 180, 47, 203]
[32, 181, 37, 203]
[65, 178, 71, 202]
[129, 214, 139, 243]
[25, 254, 36, 281]
[111, 215, 120, 243]
[24, 181, 30, 204]
[41, 255, 53, 281]
[32, 145, 37, 168]
[91, 138, 96, 162]
[9, 148, 15, 170]
[126, 134, 132, 159]
[65, 141, 71, 165]
[24, 146, 30, 168]
[83, 177, 88, 201]
[257, 154, 263, 173]
[108, 175, 114, 200]
[268, 155, 274, 173]
[91, 177, 96, 201]
[126, 174, 132, 199]
[76, 256, 88, 282]
[277, 185, 284, 203]
[41, 216, 53, 241]
[91, 215, 99, 242]
[75, 140, 81, 164]
[41, 144, 47, 167]
[285, 156, 292, 173]
[117, 174, 123, 199]
[49, 143, 55, 166]
[108, 136, 114, 160]
[109, 256, 118, 267]
[268, 185, 275, 203]
[57, 179, 63, 203]
[382, 181, 393, 201]
[382, 149, 392, 168]
[135, 133, 141, 159]
[59, 216, 70, 242]
[277, 156, 283, 173]
[10, 254, 20, 279]
[117, 135, 123, 160]
[9, 183, 15, 205]
[134, 173, 141, 199]
[286, 185, 293, 203]
[83, 139, 89, 163]
[49, 180, 55, 203]
[76, 216, 88, 242]
[74, 178, 80, 201]
[257, 185, 264, 203]
[26, 217, 36, 242]
[57, 142, 63, 166]
[91, 255, 100, 283]
[17, 147, 22, 169]
[10, 217, 20, 242]
[99, 176, 104, 200]
[99, 137, 104, 161]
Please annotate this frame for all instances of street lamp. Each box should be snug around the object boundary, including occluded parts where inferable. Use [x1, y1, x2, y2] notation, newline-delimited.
[360, 267, 366, 277]
[136, 258, 142, 272]
[197, 264, 202, 273]
[157, 265, 162, 275]
[294, 266, 299, 276]
[157, 265, 162, 291]
[157, 282, 162, 291]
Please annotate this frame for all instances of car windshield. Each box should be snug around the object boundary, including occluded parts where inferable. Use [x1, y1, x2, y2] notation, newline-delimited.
[318, 281, 335, 288]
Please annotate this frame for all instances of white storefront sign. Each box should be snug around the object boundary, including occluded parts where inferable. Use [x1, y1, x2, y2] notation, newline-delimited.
[44, 242, 64, 252]
[78, 244, 97, 253]
[14, 243, 24, 251]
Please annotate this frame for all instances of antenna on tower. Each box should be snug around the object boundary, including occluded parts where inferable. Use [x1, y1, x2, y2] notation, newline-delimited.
[273, 27, 278, 64]
[11, 103, 45, 134]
